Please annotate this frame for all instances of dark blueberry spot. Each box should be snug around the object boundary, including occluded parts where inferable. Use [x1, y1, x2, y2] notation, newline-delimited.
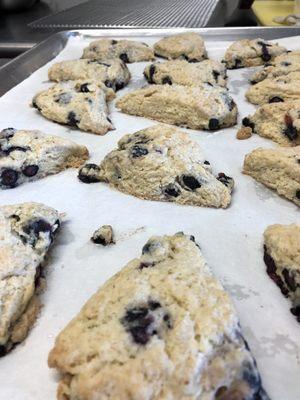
[0, 345, 7, 357]
[291, 305, 300, 317]
[233, 58, 242, 68]
[104, 79, 113, 89]
[22, 164, 39, 177]
[10, 214, 20, 221]
[181, 54, 189, 61]
[0, 169, 19, 188]
[32, 99, 41, 111]
[282, 268, 297, 292]
[139, 262, 155, 269]
[269, 96, 283, 103]
[163, 313, 172, 328]
[1, 128, 16, 138]
[180, 175, 201, 191]
[212, 70, 220, 82]
[296, 189, 300, 199]
[111, 39, 118, 45]
[283, 116, 298, 141]
[148, 301, 161, 310]
[217, 172, 233, 188]
[281, 61, 291, 67]
[115, 81, 125, 91]
[257, 41, 272, 62]
[67, 111, 80, 127]
[208, 118, 220, 130]
[147, 64, 156, 83]
[163, 183, 181, 198]
[91, 235, 106, 245]
[55, 92, 72, 104]
[24, 219, 52, 236]
[204, 160, 210, 165]
[242, 117, 255, 131]
[162, 76, 172, 85]
[78, 163, 101, 184]
[188, 58, 198, 63]
[79, 83, 90, 93]
[5, 146, 30, 155]
[264, 246, 289, 296]
[131, 145, 148, 158]
[121, 307, 154, 345]
[119, 53, 129, 63]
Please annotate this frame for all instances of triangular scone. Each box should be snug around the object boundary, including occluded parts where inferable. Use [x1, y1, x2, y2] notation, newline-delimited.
[243, 146, 300, 206]
[153, 33, 207, 62]
[82, 39, 154, 63]
[223, 38, 287, 69]
[0, 128, 89, 189]
[48, 59, 130, 91]
[239, 101, 300, 146]
[79, 125, 234, 208]
[250, 51, 300, 84]
[48, 233, 269, 400]
[116, 85, 237, 131]
[263, 224, 300, 322]
[0, 202, 61, 355]
[32, 80, 115, 135]
[144, 59, 227, 87]
[245, 72, 300, 105]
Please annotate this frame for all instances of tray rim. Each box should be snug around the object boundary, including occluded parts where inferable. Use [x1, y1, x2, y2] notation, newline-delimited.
[1, 26, 300, 97]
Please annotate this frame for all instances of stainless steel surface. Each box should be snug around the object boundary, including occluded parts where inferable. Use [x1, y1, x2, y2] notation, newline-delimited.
[29, 0, 222, 28]
[1, 26, 300, 98]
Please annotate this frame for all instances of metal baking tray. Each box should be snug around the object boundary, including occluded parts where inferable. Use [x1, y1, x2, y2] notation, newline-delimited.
[0, 28, 299, 400]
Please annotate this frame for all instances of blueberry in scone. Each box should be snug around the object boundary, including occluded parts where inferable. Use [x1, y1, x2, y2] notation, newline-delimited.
[245, 72, 300, 105]
[0, 128, 89, 189]
[91, 225, 115, 246]
[48, 232, 269, 400]
[250, 50, 300, 84]
[0, 202, 61, 356]
[79, 124, 234, 208]
[116, 84, 237, 131]
[153, 32, 207, 62]
[32, 80, 115, 135]
[238, 101, 300, 146]
[78, 163, 101, 183]
[48, 59, 131, 91]
[144, 59, 227, 87]
[243, 146, 300, 206]
[224, 38, 287, 69]
[82, 39, 154, 63]
[263, 224, 300, 322]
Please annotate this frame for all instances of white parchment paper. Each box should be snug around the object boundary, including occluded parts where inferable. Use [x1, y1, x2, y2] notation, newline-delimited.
[0, 31, 299, 400]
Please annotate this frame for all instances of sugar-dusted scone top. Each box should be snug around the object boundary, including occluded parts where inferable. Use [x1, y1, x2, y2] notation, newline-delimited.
[49, 233, 269, 400]
[251, 50, 300, 84]
[263, 224, 300, 322]
[48, 59, 131, 91]
[144, 59, 227, 87]
[243, 146, 300, 206]
[0, 202, 61, 355]
[79, 124, 234, 208]
[240, 101, 300, 146]
[0, 128, 89, 189]
[153, 32, 207, 62]
[224, 38, 287, 69]
[32, 80, 115, 135]
[116, 84, 237, 131]
[82, 39, 155, 63]
[245, 71, 300, 105]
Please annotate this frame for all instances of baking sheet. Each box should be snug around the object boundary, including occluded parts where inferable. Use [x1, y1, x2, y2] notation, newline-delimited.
[0, 31, 299, 400]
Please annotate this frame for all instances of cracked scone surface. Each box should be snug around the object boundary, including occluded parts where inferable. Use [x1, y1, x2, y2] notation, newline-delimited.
[0, 202, 61, 355]
[243, 146, 300, 206]
[48, 233, 268, 400]
[116, 84, 237, 130]
[82, 39, 154, 63]
[80, 125, 234, 208]
[48, 59, 131, 91]
[240, 101, 300, 146]
[32, 80, 115, 135]
[245, 72, 300, 105]
[0, 128, 89, 189]
[144, 59, 227, 87]
[263, 224, 300, 323]
[250, 51, 300, 84]
[153, 33, 207, 62]
[224, 38, 287, 69]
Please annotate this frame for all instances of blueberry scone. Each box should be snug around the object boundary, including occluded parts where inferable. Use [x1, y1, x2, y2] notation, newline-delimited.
[48, 59, 130, 91]
[243, 146, 300, 206]
[0, 128, 89, 189]
[250, 50, 300, 84]
[224, 38, 287, 69]
[116, 84, 237, 131]
[144, 59, 227, 87]
[91, 225, 115, 246]
[78, 125, 234, 208]
[32, 80, 115, 135]
[48, 232, 269, 400]
[0, 202, 61, 355]
[153, 32, 207, 62]
[82, 39, 154, 63]
[239, 101, 300, 146]
[245, 72, 300, 105]
[263, 224, 300, 323]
